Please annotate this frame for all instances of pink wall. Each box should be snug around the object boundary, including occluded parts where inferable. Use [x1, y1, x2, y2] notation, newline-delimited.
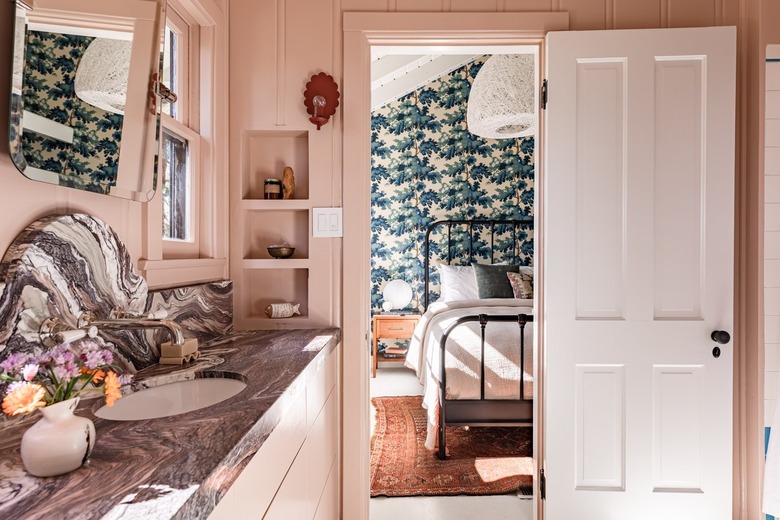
[0, 2, 145, 263]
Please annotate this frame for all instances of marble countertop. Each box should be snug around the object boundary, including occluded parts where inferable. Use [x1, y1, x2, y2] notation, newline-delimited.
[0, 328, 341, 520]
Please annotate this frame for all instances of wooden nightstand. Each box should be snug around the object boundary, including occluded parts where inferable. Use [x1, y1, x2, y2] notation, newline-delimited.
[372, 314, 420, 378]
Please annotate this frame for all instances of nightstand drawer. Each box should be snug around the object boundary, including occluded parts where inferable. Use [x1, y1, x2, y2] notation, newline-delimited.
[376, 319, 416, 338]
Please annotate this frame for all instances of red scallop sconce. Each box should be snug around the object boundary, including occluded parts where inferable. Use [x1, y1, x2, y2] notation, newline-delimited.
[303, 72, 340, 130]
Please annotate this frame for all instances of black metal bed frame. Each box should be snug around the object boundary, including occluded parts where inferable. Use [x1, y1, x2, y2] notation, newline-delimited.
[422, 219, 535, 460]
[437, 313, 533, 460]
[423, 218, 534, 310]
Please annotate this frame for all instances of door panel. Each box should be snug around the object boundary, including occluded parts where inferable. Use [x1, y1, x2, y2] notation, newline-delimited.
[574, 364, 625, 490]
[544, 27, 735, 518]
[575, 59, 627, 320]
[651, 365, 704, 492]
[653, 57, 705, 319]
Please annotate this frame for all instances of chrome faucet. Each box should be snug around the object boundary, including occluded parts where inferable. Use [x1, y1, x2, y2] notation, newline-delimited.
[79, 308, 185, 347]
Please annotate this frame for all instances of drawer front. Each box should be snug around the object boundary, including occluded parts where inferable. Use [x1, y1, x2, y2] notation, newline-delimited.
[376, 319, 416, 338]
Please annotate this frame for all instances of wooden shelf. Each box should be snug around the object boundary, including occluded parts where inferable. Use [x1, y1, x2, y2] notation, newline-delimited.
[242, 259, 310, 269]
[241, 199, 311, 211]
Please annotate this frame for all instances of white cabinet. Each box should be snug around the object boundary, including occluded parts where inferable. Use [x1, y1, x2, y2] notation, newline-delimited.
[209, 344, 339, 519]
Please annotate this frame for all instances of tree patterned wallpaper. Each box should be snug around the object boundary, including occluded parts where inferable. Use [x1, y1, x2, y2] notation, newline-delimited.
[370, 56, 535, 315]
[17, 31, 124, 194]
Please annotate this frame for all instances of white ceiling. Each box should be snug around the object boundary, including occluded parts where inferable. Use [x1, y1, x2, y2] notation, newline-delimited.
[370, 45, 536, 110]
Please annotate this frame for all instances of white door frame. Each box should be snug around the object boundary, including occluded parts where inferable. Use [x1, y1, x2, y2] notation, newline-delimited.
[341, 11, 568, 520]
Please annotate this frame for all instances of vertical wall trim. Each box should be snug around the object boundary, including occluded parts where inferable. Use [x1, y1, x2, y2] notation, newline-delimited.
[389, 0, 397, 12]
[606, 0, 615, 30]
[497, 0, 507, 12]
[275, 0, 286, 126]
[716, 0, 724, 26]
[661, 0, 670, 28]
[443, 0, 452, 11]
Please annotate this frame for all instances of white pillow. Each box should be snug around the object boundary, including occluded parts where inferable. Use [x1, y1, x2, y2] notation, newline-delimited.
[438, 264, 479, 301]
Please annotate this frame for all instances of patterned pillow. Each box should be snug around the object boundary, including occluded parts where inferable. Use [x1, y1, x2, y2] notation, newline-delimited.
[472, 264, 519, 299]
[507, 268, 534, 299]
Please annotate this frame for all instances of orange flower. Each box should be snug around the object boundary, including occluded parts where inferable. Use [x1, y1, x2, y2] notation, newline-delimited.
[104, 371, 122, 407]
[80, 367, 105, 384]
[2, 383, 46, 416]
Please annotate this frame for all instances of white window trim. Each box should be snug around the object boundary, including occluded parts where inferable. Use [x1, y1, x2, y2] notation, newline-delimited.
[161, 114, 200, 258]
[140, 0, 227, 289]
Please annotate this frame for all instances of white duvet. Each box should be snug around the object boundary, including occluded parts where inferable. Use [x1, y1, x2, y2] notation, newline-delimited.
[405, 298, 534, 449]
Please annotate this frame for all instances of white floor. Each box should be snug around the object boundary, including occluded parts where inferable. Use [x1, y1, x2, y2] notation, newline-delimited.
[369, 366, 534, 520]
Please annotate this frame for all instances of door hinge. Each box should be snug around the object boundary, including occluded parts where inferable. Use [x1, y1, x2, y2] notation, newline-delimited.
[540, 468, 546, 500]
[541, 79, 548, 110]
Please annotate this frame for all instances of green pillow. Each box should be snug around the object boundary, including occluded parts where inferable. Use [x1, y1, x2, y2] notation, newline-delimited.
[472, 264, 519, 299]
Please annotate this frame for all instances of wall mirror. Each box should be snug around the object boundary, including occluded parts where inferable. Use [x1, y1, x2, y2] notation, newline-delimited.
[8, 0, 166, 202]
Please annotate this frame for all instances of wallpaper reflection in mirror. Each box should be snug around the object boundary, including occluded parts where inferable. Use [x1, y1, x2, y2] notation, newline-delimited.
[15, 30, 125, 194]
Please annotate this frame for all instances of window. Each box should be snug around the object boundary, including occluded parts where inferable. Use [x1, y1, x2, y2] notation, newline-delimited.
[159, 2, 201, 256]
[140, 0, 227, 287]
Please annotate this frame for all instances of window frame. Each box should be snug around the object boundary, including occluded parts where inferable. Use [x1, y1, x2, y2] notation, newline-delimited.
[139, 0, 227, 288]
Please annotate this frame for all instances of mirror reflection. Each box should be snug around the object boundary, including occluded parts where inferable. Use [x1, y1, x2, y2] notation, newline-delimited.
[8, 0, 165, 201]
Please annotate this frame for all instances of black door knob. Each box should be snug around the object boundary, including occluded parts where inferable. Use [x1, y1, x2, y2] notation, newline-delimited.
[711, 330, 731, 345]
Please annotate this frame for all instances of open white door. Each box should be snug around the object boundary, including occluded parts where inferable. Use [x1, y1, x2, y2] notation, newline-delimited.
[543, 27, 735, 518]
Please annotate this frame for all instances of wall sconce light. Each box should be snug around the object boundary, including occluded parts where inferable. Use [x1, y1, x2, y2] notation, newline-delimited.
[303, 72, 339, 130]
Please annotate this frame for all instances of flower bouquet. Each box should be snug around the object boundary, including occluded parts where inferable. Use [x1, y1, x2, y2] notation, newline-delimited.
[0, 340, 133, 477]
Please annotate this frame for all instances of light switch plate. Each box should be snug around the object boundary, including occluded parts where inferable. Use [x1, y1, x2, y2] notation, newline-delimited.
[312, 208, 343, 237]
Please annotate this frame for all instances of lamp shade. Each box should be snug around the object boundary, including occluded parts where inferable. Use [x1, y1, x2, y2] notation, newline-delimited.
[467, 54, 535, 139]
[75, 38, 132, 115]
[382, 280, 413, 310]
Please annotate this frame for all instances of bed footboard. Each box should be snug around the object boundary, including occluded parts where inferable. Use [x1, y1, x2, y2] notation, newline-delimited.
[438, 313, 533, 460]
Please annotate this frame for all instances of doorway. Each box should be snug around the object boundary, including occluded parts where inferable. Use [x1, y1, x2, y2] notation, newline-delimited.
[368, 45, 537, 519]
[342, 12, 569, 520]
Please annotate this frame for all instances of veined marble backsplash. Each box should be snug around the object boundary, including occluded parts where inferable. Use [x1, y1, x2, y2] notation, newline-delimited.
[0, 214, 232, 372]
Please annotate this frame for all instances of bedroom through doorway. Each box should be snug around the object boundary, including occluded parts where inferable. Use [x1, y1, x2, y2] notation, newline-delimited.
[367, 46, 539, 520]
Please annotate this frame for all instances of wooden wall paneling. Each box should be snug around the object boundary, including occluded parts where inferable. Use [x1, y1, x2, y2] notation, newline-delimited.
[614, 0, 662, 29]
[340, 0, 390, 11]
[396, 0, 446, 11]
[506, 0, 555, 11]
[229, 1, 276, 129]
[286, 0, 335, 129]
[450, 0, 499, 12]
[667, 0, 717, 28]
[277, 0, 287, 126]
[560, 0, 608, 30]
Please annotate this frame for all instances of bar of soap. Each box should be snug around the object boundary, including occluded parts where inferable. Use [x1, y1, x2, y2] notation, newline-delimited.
[160, 338, 199, 359]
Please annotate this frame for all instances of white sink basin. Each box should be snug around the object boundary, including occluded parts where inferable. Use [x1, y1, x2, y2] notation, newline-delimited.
[94, 377, 247, 421]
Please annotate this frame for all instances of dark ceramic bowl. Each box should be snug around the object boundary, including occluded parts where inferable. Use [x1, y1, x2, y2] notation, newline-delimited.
[267, 246, 295, 258]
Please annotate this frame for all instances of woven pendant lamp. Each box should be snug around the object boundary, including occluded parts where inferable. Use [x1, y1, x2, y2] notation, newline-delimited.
[75, 38, 132, 115]
[467, 54, 535, 139]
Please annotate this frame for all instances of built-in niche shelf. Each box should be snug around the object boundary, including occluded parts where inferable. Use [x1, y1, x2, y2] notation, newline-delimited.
[242, 130, 309, 200]
[240, 268, 310, 324]
[234, 128, 324, 330]
[243, 210, 309, 260]
[242, 259, 309, 269]
[241, 199, 311, 211]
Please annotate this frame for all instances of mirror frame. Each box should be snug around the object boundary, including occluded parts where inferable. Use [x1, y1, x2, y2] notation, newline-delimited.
[8, 0, 165, 202]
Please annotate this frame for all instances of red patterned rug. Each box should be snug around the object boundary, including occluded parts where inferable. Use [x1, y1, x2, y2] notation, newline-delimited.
[370, 395, 533, 497]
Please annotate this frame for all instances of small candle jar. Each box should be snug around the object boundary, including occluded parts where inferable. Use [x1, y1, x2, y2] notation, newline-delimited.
[264, 178, 282, 199]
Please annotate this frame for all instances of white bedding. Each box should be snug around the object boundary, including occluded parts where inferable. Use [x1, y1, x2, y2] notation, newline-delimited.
[405, 298, 534, 449]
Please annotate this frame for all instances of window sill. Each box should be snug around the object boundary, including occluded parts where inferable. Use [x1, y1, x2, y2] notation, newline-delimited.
[139, 258, 227, 289]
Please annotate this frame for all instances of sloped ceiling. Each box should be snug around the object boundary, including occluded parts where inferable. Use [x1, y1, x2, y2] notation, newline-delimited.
[370, 53, 481, 109]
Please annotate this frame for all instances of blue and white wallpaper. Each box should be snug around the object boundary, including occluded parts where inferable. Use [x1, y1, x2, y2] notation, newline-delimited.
[370, 56, 535, 314]
[13, 31, 124, 194]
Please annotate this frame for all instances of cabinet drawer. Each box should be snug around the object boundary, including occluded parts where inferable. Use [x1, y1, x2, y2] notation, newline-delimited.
[376, 319, 416, 338]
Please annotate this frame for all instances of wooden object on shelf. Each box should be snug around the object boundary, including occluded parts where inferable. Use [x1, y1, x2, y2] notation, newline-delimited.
[372, 314, 420, 378]
[282, 166, 295, 199]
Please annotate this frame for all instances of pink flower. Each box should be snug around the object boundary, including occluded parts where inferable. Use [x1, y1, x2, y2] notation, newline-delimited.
[21, 364, 38, 382]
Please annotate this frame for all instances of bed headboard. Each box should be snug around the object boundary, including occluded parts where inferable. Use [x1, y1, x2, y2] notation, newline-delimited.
[423, 218, 534, 310]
